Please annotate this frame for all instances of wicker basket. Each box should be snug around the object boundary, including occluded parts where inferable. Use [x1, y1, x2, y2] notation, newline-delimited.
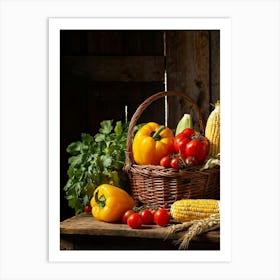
[124, 91, 220, 209]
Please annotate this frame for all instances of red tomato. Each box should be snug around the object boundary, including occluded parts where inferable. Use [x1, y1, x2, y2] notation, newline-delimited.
[84, 205, 92, 213]
[154, 208, 170, 227]
[127, 213, 143, 229]
[170, 157, 180, 170]
[122, 209, 135, 224]
[160, 156, 171, 168]
[185, 138, 209, 164]
[170, 156, 186, 170]
[174, 128, 209, 165]
[149, 209, 156, 215]
[185, 156, 197, 167]
[174, 128, 195, 158]
[140, 209, 154, 224]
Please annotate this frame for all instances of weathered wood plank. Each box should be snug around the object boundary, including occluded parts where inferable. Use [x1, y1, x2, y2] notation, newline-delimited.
[86, 30, 164, 55]
[62, 56, 165, 82]
[60, 213, 220, 243]
[210, 30, 220, 104]
[86, 30, 124, 55]
[85, 82, 165, 134]
[193, 31, 210, 123]
[166, 31, 211, 130]
[60, 238, 74, 250]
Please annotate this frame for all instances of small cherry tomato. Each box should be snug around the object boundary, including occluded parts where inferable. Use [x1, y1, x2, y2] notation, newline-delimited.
[170, 157, 180, 170]
[121, 209, 135, 224]
[160, 156, 171, 168]
[84, 205, 92, 213]
[140, 209, 154, 224]
[127, 213, 143, 229]
[154, 208, 170, 227]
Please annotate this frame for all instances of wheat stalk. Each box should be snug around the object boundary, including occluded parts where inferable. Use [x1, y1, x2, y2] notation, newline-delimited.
[166, 214, 220, 249]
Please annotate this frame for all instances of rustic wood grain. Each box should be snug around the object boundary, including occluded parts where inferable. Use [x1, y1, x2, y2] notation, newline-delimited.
[86, 30, 164, 55]
[60, 213, 220, 243]
[63, 56, 165, 82]
[165, 31, 188, 129]
[86, 82, 165, 134]
[210, 31, 220, 104]
[193, 31, 210, 123]
[60, 238, 74, 250]
[166, 31, 218, 130]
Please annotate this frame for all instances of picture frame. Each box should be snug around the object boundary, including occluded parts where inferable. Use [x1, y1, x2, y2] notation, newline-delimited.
[1, 1, 279, 279]
[49, 17, 232, 262]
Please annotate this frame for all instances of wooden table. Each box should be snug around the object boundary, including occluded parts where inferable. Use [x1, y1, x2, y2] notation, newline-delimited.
[60, 213, 220, 250]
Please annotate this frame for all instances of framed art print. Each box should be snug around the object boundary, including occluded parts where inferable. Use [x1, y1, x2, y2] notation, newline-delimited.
[1, 1, 279, 279]
[48, 17, 231, 262]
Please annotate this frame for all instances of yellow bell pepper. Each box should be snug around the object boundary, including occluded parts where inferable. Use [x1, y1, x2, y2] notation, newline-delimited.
[132, 122, 174, 165]
[90, 184, 136, 222]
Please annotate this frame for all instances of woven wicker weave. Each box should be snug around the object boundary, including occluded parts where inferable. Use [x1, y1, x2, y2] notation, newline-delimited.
[124, 91, 220, 209]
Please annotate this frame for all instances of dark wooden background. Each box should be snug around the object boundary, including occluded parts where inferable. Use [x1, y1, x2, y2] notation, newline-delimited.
[60, 30, 220, 220]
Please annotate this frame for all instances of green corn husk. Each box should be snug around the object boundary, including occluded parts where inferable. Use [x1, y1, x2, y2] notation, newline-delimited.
[175, 114, 193, 135]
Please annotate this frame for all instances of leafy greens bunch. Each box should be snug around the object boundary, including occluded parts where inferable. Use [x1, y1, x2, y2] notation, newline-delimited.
[64, 120, 131, 215]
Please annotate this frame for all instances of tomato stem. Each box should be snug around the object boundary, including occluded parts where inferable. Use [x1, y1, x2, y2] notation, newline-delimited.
[178, 153, 187, 169]
[151, 126, 166, 141]
[191, 133, 202, 140]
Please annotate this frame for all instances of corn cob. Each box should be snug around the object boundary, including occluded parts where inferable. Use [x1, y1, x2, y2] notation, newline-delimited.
[175, 114, 193, 135]
[205, 101, 220, 157]
[170, 199, 220, 222]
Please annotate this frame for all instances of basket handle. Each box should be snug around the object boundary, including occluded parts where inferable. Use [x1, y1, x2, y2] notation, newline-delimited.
[125, 91, 205, 168]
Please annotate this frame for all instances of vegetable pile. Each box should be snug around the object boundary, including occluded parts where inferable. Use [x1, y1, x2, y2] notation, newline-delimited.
[133, 121, 210, 170]
[123, 207, 170, 228]
[64, 120, 130, 215]
[131, 104, 221, 171]
[87, 183, 171, 228]
[63, 99, 221, 234]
